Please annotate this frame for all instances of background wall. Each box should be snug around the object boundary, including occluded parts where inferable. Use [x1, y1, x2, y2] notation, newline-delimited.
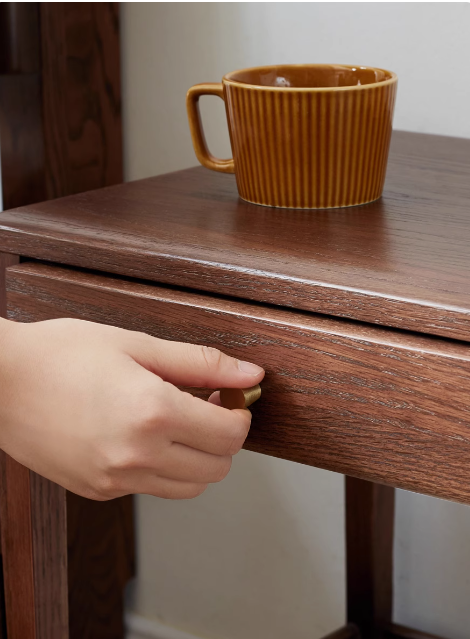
[121, 4, 470, 639]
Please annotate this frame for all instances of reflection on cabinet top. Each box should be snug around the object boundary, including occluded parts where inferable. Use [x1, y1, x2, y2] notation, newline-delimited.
[1, 131, 470, 341]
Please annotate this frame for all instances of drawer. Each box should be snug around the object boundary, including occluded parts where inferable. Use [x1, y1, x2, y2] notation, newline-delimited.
[6, 261, 470, 504]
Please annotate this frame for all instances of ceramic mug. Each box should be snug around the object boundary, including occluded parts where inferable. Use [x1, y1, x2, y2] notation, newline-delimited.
[187, 64, 397, 209]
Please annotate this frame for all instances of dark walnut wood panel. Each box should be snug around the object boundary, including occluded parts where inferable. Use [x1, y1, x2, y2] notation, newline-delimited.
[30, 473, 69, 639]
[0, 73, 47, 210]
[0, 3, 122, 211]
[0, 456, 133, 639]
[0, 3, 40, 75]
[40, 3, 123, 198]
[1, 132, 470, 340]
[7, 262, 470, 504]
[66, 492, 134, 639]
[0, 3, 46, 210]
[346, 477, 394, 639]
[0, 253, 19, 317]
[0, 451, 37, 638]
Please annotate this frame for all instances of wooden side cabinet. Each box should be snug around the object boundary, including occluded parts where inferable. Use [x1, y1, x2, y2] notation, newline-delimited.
[1, 130, 469, 639]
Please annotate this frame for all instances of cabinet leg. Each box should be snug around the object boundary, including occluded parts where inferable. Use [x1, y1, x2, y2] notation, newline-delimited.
[346, 476, 395, 639]
[0, 452, 40, 638]
[67, 491, 134, 639]
[0, 452, 134, 639]
[0, 253, 21, 639]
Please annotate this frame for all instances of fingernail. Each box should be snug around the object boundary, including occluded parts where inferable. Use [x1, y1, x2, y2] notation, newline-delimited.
[238, 360, 264, 375]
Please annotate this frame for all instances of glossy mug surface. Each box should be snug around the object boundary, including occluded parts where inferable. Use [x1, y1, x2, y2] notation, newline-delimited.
[186, 64, 397, 209]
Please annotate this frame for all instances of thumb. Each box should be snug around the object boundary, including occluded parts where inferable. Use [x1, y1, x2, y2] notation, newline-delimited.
[131, 336, 265, 389]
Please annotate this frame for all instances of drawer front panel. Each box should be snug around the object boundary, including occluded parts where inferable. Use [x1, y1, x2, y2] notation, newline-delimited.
[7, 262, 470, 504]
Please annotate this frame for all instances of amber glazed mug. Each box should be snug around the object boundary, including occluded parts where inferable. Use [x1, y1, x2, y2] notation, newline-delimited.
[187, 64, 397, 209]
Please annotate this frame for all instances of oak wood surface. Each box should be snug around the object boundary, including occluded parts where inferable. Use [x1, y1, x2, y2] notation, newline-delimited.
[7, 261, 470, 504]
[1, 132, 469, 340]
[346, 477, 394, 639]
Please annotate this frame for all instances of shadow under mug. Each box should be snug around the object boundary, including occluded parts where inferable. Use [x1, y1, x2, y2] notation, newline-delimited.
[187, 64, 397, 209]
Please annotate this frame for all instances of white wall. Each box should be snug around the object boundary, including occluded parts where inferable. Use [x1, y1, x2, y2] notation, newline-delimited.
[121, 4, 470, 639]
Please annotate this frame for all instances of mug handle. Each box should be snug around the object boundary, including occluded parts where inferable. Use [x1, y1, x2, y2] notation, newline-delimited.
[186, 83, 235, 174]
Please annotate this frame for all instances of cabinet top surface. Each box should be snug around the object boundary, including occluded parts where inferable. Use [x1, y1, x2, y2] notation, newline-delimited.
[1, 131, 470, 341]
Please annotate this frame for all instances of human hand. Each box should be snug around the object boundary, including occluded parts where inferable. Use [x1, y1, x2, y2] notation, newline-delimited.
[0, 318, 264, 500]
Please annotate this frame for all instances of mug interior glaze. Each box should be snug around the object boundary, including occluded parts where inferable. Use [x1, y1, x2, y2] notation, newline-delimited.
[224, 64, 395, 89]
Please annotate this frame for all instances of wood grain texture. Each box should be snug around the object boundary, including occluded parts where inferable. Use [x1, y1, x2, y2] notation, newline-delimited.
[0, 4, 45, 210]
[0, 450, 68, 639]
[0, 254, 20, 639]
[0, 73, 46, 210]
[0, 443, 132, 639]
[0, 253, 19, 317]
[1, 132, 469, 340]
[0, 3, 122, 210]
[67, 492, 134, 639]
[7, 261, 470, 505]
[0, 556, 6, 639]
[0, 452, 36, 639]
[30, 473, 68, 639]
[384, 623, 448, 639]
[346, 477, 394, 639]
[0, 6, 127, 637]
[40, 2, 122, 198]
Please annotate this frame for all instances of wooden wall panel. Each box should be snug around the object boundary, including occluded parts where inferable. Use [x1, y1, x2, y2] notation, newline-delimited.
[40, 3, 123, 198]
[0, 4, 45, 210]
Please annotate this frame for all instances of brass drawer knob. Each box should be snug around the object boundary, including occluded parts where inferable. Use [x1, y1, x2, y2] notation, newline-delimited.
[220, 384, 262, 410]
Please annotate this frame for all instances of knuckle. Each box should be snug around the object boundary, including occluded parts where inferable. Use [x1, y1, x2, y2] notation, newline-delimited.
[100, 443, 141, 474]
[200, 345, 223, 370]
[93, 471, 123, 500]
[136, 388, 171, 433]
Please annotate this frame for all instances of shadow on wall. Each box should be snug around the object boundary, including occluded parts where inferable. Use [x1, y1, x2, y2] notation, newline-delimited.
[126, 450, 345, 639]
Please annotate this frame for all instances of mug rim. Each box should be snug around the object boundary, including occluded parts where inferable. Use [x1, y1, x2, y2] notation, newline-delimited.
[223, 63, 398, 92]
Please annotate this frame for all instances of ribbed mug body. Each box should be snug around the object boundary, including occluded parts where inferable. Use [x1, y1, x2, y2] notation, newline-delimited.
[223, 68, 397, 209]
